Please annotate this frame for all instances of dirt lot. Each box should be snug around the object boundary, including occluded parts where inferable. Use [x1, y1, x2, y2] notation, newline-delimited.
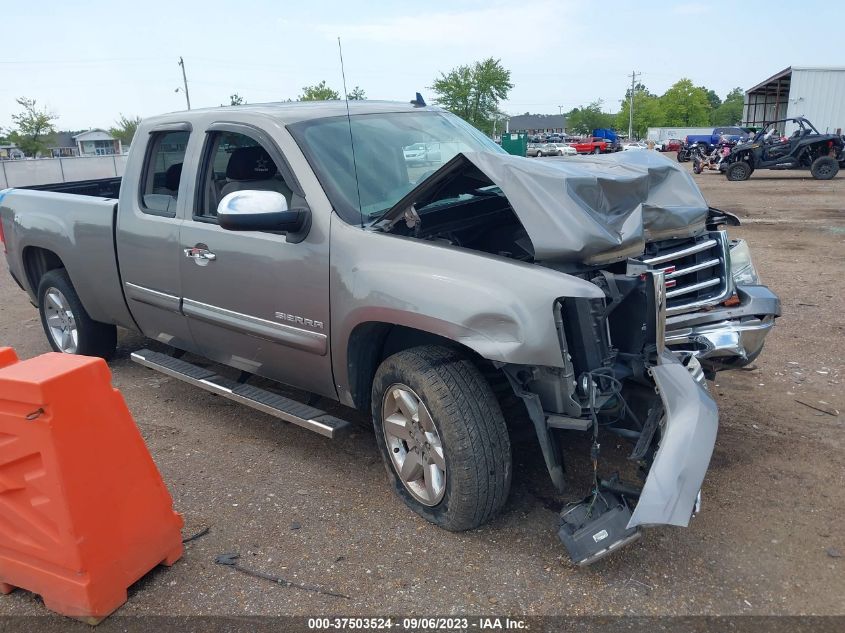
[0, 163, 843, 619]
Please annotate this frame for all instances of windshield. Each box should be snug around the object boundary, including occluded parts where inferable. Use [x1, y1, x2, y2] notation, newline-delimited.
[288, 110, 504, 225]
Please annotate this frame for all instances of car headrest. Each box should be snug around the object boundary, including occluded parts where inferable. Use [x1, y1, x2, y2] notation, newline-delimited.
[165, 162, 183, 191]
[226, 146, 278, 181]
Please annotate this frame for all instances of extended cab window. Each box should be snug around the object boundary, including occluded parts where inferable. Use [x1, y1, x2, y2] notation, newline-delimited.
[141, 131, 189, 215]
[194, 131, 291, 220]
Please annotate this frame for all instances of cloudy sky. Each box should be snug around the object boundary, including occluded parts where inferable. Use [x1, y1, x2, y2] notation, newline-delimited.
[2, 0, 842, 130]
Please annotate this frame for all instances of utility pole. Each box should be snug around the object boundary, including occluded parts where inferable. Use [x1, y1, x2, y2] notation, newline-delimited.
[628, 70, 640, 140]
[558, 105, 564, 115]
[178, 57, 191, 110]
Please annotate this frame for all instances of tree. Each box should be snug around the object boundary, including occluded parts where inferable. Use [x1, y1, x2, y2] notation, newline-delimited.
[299, 80, 340, 101]
[616, 87, 664, 139]
[712, 87, 745, 126]
[9, 97, 58, 157]
[346, 86, 366, 100]
[431, 57, 513, 135]
[700, 87, 722, 111]
[229, 93, 245, 105]
[567, 100, 616, 135]
[660, 79, 712, 127]
[109, 114, 142, 147]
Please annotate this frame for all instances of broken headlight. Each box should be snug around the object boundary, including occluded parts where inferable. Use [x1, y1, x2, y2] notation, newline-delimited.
[729, 239, 760, 285]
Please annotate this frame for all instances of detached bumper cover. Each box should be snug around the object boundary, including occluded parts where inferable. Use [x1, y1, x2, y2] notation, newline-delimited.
[665, 285, 780, 367]
[628, 353, 719, 528]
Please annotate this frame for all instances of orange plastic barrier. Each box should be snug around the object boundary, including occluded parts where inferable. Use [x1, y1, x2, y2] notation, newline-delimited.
[0, 348, 183, 622]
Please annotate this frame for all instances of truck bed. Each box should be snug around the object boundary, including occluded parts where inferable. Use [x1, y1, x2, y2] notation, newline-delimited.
[20, 177, 122, 198]
[0, 188, 135, 329]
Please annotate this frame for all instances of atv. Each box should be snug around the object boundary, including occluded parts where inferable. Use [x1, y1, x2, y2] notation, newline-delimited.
[720, 117, 844, 181]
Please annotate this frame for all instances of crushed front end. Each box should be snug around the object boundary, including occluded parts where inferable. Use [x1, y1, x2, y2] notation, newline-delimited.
[504, 269, 719, 565]
[639, 210, 781, 374]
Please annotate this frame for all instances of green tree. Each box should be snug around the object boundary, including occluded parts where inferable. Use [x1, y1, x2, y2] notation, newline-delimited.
[346, 86, 366, 100]
[299, 80, 340, 101]
[712, 87, 745, 126]
[9, 97, 58, 157]
[616, 87, 664, 139]
[109, 114, 142, 147]
[229, 93, 245, 105]
[431, 57, 513, 135]
[700, 87, 722, 111]
[660, 79, 712, 126]
[567, 100, 616, 135]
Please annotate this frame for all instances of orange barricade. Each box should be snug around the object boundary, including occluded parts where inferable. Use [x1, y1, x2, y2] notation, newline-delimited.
[0, 348, 183, 622]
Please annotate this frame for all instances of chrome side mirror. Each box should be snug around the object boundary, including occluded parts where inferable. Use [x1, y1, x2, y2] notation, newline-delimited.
[216, 190, 308, 233]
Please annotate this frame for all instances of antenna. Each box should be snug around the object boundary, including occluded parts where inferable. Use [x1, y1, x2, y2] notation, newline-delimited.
[337, 37, 363, 227]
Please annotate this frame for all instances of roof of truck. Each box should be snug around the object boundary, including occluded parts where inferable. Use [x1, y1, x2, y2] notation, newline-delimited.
[145, 100, 443, 126]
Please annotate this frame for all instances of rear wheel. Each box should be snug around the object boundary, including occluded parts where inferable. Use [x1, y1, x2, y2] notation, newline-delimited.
[37, 269, 117, 359]
[371, 345, 512, 531]
[726, 161, 752, 181]
[693, 158, 703, 174]
[592, 146, 602, 154]
[810, 155, 839, 180]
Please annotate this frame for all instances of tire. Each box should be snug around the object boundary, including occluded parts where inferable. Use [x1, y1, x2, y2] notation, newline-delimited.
[592, 147, 601, 154]
[37, 269, 117, 359]
[725, 161, 752, 181]
[810, 155, 839, 180]
[693, 158, 703, 174]
[371, 345, 511, 532]
[677, 151, 687, 163]
[557, 150, 563, 156]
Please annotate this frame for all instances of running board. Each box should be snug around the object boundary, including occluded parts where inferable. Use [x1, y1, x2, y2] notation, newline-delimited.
[130, 348, 350, 439]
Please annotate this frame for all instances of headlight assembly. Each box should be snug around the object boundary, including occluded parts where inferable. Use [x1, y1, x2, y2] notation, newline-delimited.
[729, 239, 760, 285]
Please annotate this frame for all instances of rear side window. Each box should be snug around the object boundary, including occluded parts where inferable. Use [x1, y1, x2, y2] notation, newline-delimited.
[140, 131, 190, 216]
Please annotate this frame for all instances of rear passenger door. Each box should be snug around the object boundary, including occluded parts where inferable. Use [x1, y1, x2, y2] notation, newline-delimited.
[178, 123, 334, 397]
[117, 125, 199, 352]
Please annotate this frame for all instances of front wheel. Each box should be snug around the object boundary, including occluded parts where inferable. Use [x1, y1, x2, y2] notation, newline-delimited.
[725, 161, 752, 181]
[371, 345, 512, 531]
[592, 147, 602, 154]
[810, 155, 839, 180]
[37, 269, 117, 359]
[693, 158, 703, 174]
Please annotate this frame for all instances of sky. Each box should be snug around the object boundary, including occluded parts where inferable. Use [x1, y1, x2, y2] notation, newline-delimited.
[2, 0, 843, 131]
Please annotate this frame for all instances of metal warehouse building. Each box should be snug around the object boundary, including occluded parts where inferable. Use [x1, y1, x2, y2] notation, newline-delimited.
[743, 67, 845, 134]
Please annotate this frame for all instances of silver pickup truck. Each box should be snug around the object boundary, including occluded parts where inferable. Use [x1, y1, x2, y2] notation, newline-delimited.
[0, 100, 779, 564]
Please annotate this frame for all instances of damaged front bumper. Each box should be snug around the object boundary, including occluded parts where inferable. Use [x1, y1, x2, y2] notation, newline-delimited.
[628, 352, 719, 528]
[665, 285, 781, 370]
[556, 351, 718, 564]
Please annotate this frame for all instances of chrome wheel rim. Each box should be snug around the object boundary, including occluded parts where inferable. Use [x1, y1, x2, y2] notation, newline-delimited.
[382, 383, 446, 506]
[43, 288, 78, 353]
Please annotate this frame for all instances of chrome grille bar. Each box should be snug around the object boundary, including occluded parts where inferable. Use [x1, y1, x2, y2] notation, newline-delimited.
[664, 257, 722, 279]
[665, 277, 721, 299]
[642, 239, 718, 266]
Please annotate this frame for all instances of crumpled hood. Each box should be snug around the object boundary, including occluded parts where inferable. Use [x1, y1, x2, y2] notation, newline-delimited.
[385, 150, 710, 265]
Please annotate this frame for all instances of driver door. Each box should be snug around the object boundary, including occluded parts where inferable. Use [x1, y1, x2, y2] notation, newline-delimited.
[178, 122, 335, 397]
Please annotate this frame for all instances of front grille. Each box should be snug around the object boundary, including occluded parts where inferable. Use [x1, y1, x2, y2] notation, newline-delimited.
[640, 231, 731, 315]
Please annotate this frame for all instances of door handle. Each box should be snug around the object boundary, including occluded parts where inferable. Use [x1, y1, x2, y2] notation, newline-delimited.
[184, 246, 217, 264]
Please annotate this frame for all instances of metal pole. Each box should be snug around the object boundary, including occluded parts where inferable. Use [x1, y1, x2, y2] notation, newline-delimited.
[178, 57, 191, 110]
[628, 71, 636, 140]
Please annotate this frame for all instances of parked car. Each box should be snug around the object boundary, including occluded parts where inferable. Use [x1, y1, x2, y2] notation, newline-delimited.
[569, 137, 612, 154]
[660, 138, 683, 152]
[0, 101, 779, 565]
[720, 117, 844, 181]
[623, 142, 648, 151]
[526, 143, 545, 157]
[546, 143, 577, 156]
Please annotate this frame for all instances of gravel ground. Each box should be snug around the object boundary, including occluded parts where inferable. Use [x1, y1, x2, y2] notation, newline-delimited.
[0, 162, 843, 619]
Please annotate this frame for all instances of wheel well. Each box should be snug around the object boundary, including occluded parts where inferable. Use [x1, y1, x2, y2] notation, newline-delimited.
[345, 322, 524, 415]
[22, 247, 65, 294]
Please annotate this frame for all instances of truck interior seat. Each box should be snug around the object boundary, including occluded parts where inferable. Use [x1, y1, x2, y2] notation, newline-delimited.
[153, 162, 183, 197]
[220, 146, 292, 204]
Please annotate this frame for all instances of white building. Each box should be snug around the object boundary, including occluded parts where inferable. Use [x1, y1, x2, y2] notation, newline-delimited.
[73, 129, 122, 156]
[743, 67, 845, 134]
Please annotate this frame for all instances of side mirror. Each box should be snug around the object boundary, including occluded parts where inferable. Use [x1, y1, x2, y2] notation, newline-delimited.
[217, 190, 308, 233]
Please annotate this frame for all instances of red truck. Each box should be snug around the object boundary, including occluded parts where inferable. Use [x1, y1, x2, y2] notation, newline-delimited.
[569, 137, 611, 154]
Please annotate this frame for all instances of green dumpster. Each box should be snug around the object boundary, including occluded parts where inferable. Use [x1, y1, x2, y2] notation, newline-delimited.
[501, 132, 528, 157]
